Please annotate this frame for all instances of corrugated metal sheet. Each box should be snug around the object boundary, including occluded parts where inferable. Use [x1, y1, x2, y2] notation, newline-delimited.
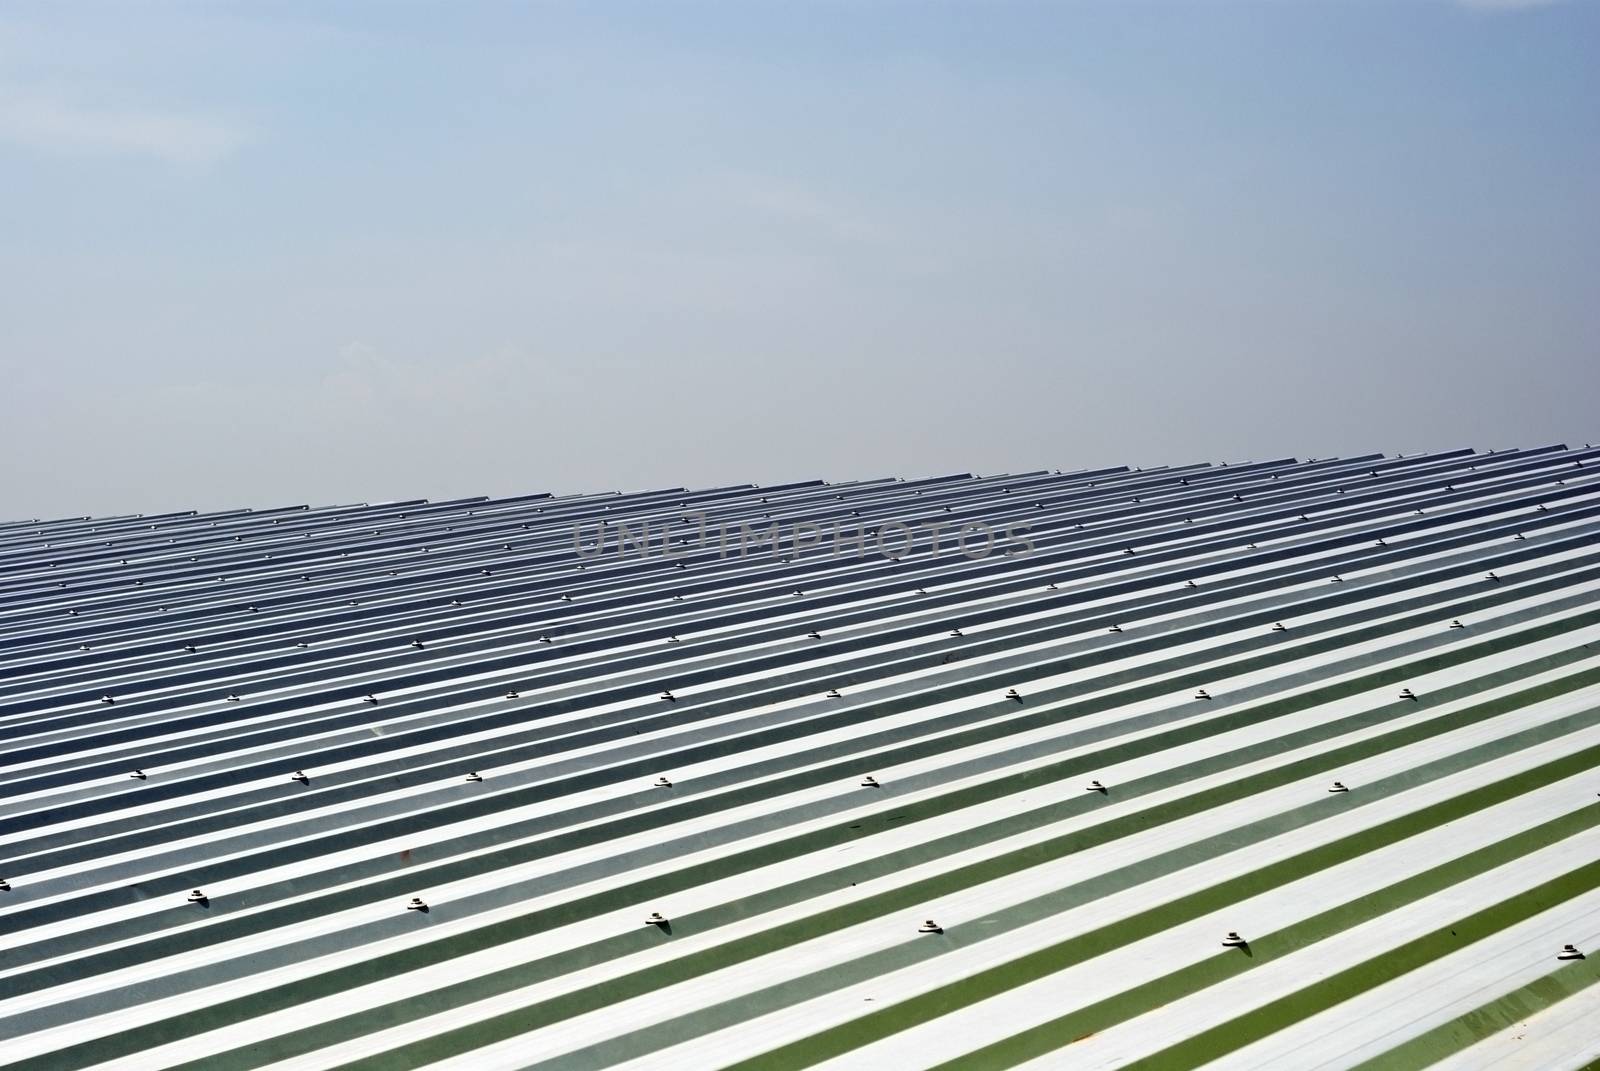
[3, 448, 1600, 1071]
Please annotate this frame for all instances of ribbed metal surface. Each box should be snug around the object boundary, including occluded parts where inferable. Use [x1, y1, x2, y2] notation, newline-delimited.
[4, 449, 1600, 1071]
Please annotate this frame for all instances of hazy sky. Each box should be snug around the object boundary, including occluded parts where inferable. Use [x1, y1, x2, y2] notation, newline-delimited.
[2, 1, 1596, 519]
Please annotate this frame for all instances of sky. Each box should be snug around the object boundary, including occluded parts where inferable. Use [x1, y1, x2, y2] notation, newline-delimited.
[1, 0, 1596, 519]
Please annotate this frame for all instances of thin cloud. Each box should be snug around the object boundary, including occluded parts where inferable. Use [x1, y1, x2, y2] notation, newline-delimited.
[728, 172, 887, 245]
[0, 90, 246, 165]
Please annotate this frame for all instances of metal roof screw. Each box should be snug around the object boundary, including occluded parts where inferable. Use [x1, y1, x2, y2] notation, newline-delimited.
[291, 771, 310, 785]
[1005, 688, 1023, 702]
[1329, 781, 1349, 793]
[1086, 780, 1108, 794]
[826, 688, 843, 699]
[187, 890, 208, 904]
[659, 690, 676, 702]
[0, 878, 12, 891]
[860, 775, 880, 788]
[1449, 620, 1465, 629]
[465, 772, 484, 783]
[226, 693, 242, 702]
[130, 770, 147, 780]
[1558, 944, 1585, 960]
[1271, 622, 1287, 632]
[646, 911, 668, 927]
[1485, 572, 1501, 582]
[183, 644, 197, 653]
[363, 694, 379, 703]
[1108, 624, 1123, 633]
[407, 897, 428, 912]
[1194, 688, 1212, 700]
[1399, 688, 1417, 700]
[100, 694, 114, 703]
[1222, 931, 1247, 948]
[410, 639, 425, 649]
[807, 631, 822, 639]
[918, 920, 944, 934]
[949, 628, 964, 637]
[655, 776, 673, 788]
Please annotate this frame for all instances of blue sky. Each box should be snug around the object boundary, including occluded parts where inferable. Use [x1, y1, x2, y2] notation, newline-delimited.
[2, 1, 1596, 517]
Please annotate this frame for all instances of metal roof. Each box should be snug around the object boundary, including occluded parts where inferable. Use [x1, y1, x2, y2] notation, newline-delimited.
[3, 448, 1600, 1071]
